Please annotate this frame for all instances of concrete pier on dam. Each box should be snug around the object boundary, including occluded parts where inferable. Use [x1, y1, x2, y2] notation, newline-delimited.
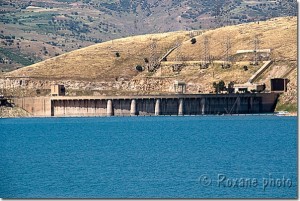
[12, 93, 279, 117]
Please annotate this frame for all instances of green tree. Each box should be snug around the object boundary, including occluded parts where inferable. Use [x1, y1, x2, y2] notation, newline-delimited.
[213, 80, 226, 94]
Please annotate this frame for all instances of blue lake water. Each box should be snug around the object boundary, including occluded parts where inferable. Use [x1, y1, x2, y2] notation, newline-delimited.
[0, 116, 297, 198]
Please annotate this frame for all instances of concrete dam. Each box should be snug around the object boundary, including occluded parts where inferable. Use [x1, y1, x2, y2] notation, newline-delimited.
[13, 93, 279, 117]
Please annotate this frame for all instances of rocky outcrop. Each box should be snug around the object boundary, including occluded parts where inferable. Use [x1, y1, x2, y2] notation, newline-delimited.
[0, 76, 207, 96]
[0, 106, 31, 118]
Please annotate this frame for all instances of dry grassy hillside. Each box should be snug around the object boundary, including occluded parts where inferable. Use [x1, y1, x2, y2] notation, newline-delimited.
[3, 17, 297, 112]
[1, 0, 296, 72]
[7, 17, 296, 80]
[6, 31, 190, 81]
[160, 17, 297, 97]
[167, 17, 297, 61]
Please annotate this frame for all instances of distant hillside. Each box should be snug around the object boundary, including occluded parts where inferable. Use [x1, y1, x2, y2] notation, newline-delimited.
[0, 0, 297, 71]
[6, 31, 190, 80]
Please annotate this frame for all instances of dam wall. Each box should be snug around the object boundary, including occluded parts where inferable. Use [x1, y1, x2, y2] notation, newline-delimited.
[13, 93, 279, 117]
[13, 97, 51, 117]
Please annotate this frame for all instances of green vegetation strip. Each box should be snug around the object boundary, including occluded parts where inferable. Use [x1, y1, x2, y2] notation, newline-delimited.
[276, 102, 297, 113]
[0, 48, 34, 66]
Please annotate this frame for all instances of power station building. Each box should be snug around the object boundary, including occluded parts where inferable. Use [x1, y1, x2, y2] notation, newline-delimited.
[270, 78, 289, 93]
[51, 85, 66, 96]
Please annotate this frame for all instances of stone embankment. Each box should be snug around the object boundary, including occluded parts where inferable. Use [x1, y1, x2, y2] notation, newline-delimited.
[0, 77, 206, 96]
[0, 106, 31, 118]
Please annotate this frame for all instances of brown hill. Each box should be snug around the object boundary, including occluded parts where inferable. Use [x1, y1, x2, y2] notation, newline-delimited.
[6, 17, 297, 79]
[3, 16, 298, 112]
[6, 31, 190, 81]
[0, 0, 297, 72]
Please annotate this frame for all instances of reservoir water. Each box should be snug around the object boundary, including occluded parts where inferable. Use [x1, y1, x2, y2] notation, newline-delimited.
[0, 116, 297, 198]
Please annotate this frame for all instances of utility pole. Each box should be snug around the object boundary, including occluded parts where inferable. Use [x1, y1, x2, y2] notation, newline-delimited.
[201, 36, 210, 69]
[173, 38, 182, 73]
[148, 39, 159, 72]
[222, 35, 232, 69]
[253, 34, 260, 65]
[175, 38, 181, 62]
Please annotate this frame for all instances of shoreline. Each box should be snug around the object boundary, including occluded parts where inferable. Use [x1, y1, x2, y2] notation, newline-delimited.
[0, 113, 297, 119]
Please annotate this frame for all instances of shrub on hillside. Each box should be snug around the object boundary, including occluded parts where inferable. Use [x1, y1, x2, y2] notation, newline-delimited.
[191, 38, 197, 44]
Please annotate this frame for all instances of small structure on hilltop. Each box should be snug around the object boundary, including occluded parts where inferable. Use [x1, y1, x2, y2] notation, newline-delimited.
[236, 49, 271, 54]
[200, 36, 210, 69]
[233, 83, 266, 93]
[236, 49, 271, 63]
[221, 35, 232, 69]
[51, 85, 65, 96]
[174, 81, 186, 94]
